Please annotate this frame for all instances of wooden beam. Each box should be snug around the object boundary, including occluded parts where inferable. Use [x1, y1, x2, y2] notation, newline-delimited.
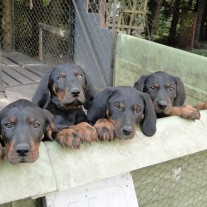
[38, 23, 70, 38]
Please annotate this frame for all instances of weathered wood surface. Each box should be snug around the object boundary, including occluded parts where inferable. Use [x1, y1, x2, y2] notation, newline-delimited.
[0, 51, 51, 87]
[0, 51, 51, 109]
[3, 51, 43, 66]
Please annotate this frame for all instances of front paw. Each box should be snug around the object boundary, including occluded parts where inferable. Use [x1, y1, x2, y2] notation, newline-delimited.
[71, 122, 98, 144]
[94, 118, 115, 141]
[55, 128, 81, 149]
[180, 105, 200, 120]
[194, 102, 207, 110]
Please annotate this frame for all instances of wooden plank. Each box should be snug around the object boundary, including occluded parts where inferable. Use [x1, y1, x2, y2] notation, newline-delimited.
[2, 65, 33, 84]
[5, 84, 38, 102]
[2, 72, 20, 86]
[106, 23, 143, 29]
[1, 56, 17, 66]
[39, 22, 70, 38]
[10, 65, 41, 82]
[4, 51, 43, 66]
[24, 64, 52, 76]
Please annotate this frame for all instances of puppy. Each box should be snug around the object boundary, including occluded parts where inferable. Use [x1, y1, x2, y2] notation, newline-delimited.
[0, 99, 56, 164]
[87, 86, 157, 140]
[32, 63, 97, 148]
[133, 71, 200, 120]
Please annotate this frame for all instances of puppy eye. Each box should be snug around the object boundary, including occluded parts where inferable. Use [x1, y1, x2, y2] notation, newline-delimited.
[33, 123, 40, 128]
[57, 76, 64, 81]
[169, 86, 175, 91]
[77, 73, 83, 78]
[4, 123, 12, 128]
[150, 86, 156, 90]
[114, 103, 121, 109]
[135, 107, 142, 113]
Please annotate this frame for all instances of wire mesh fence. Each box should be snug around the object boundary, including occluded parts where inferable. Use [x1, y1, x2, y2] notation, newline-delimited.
[1, 0, 206, 59]
[0, 197, 42, 207]
[132, 150, 207, 207]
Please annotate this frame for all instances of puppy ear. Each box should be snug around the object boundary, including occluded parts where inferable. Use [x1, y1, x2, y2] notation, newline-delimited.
[82, 71, 97, 110]
[133, 75, 148, 92]
[172, 76, 186, 106]
[0, 114, 5, 158]
[141, 93, 157, 136]
[42, 109, 57, 140]
[32, 69, 53, 108]
[87, 88, 113, 124]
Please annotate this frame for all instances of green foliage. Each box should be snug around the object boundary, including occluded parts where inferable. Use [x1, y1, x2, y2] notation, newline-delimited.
[42, 0, 51, 6]
[151, 0, 197, 44]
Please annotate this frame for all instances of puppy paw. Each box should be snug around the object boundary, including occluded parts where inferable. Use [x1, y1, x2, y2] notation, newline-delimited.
[55, 128, 81, 149]
[180, 105, 200, 120]
[71, 122, 98, 144]
[194, 102, 207, 110]
[94, 118, 115, 141]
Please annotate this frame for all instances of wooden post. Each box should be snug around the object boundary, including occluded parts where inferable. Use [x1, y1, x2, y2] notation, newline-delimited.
[39, 24, 43, 61]
[2, 0, 12, 49]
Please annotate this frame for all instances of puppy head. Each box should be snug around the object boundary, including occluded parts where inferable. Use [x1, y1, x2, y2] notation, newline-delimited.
[32, 63, 96, 110]
[87, 86, 156, 139]
[133, 71, 185, 115]
[0, 99, 56, 164]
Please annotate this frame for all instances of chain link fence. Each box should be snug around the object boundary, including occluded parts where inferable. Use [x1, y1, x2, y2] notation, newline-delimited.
[0, 197, 42, 207]
[1, 0, 206, 58]
[132, 150, 207, 207]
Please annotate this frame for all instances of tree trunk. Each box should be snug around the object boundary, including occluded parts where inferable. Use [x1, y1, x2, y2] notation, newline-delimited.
[168, 0, 181, 46]
[148, 0, 164, 40]
[194, 0, 205, 47]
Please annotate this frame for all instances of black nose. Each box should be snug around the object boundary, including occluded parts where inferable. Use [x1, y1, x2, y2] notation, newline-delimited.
[158, 100, 167, 110]
[15, 144, 30, 157]
[122, 126, 133, 136]
[71, 88, 80, 97]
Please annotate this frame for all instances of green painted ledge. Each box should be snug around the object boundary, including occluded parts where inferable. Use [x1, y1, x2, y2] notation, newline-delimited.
[0, 110, 207, 204]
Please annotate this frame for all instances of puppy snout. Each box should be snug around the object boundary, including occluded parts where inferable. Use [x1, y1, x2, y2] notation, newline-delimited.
[122, 126, 133, 136]
[158, 100, 167, 110]
[71, 88, 80, 97]
[15, 144, 30, 157]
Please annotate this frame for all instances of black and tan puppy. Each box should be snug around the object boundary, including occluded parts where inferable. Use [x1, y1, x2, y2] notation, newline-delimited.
[0, 99, 56, 164]
[87, 86, 157, 141]
[133, 71, 200, 120]
[32, 63, 97, 147]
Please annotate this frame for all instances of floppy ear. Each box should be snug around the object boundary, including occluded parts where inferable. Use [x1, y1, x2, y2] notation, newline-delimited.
[42, 109, 57, 140]
[87, 88, 113, 124]
[172, 76, 186, 106]
[141, 93, 157, 136]
[83, 72, 97, 110]
[133, 75, 148, 92]
[32, 69, 53, 108]
[0, 113, 5, 158]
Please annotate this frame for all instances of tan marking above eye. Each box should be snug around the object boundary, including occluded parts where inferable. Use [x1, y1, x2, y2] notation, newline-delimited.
[9, 116, 17, 123]
[28, 116, 36, 123]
